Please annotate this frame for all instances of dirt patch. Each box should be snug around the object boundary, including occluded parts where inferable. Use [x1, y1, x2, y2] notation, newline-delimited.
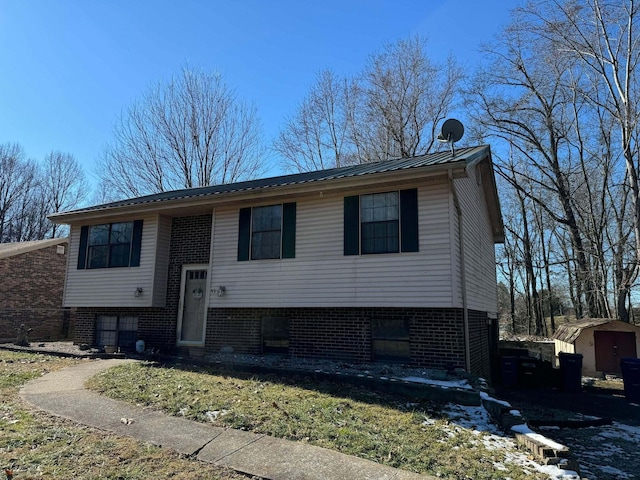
[497, 387, 640, 479]
[539, 422, 640, 480]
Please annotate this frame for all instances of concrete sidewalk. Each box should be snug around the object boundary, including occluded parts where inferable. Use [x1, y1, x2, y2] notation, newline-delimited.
[20, 359, 432, 480]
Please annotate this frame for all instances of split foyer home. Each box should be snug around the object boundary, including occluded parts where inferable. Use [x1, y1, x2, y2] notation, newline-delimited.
[49, 145, 504, 378]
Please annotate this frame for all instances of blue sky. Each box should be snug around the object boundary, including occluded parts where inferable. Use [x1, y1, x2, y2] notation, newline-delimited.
[0, 1, 516, 188]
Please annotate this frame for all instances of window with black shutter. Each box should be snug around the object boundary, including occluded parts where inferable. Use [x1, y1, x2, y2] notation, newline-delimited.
[237, 203, 296, 261]
[77, 220, 143, 269]
[344, 189, 419, 255]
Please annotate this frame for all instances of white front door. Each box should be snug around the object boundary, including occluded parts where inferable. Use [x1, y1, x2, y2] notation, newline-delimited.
[177, 265, 209, 346]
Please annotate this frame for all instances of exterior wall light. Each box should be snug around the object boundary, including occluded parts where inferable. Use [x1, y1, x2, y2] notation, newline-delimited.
[134, 287, 143, 297]
[213, 286, 226, 297]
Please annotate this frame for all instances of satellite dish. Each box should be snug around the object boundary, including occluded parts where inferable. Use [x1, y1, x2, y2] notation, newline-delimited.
[437, 118, 464, 155]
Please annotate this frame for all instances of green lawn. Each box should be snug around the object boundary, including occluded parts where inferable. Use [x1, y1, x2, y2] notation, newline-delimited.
[87, 361, 547, 480]
[0, 351, 246, 480]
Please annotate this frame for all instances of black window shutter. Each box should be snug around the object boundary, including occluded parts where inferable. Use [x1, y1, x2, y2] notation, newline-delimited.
[130, 220, 144, 267]
[282, 202, 296, 258]
[77, 225, 89, 269]
[238, 207, 252, 261]
[344, 195, 360, 255]
[400, 188, 419, 252]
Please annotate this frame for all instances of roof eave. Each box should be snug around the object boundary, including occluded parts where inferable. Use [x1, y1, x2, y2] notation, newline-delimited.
[0, 238, 69, 260]
[474, 150, 505, 244]
[49, 159, 470, 224]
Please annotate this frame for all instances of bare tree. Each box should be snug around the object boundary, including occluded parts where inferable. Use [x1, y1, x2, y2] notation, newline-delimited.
[42, 151, 87, 237]
[467, 8, 605, 318]
[274, 70, 352, 172]
[99, 66, 266, 199]
[9, 184, 49, 242]
[362, 36, 463, 161]
[525, 0, 640, 320]
[0, 143, 39, 242]
[276, 36, 463, 172]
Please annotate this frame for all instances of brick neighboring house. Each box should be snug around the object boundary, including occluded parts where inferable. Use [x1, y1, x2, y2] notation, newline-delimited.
[49, 146, 504, 379]
[0, 238, 74, 342]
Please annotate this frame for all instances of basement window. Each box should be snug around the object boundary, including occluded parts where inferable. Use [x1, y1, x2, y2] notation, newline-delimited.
[96, 315, 139, 351]
[262, 317, 289, 354]
[371, 318, 410, 362]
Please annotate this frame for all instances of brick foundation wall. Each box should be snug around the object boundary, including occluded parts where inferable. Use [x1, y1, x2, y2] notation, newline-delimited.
[75, 303, 479, 370]
[0, 308, 75, 343]
[206, 307, 468, 369]
[0, 243, 75, 342]
[468, 310, 491, 379]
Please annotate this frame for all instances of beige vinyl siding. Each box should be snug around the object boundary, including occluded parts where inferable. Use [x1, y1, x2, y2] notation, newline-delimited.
[209, 184, 454, 308]
[454, 167, 498, 314]
[151, 215, 172, 307]
[63, 215, 160, 307]
[450, 189, 463, 308]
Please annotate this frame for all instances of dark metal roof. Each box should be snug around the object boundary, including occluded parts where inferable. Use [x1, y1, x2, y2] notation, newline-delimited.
[50, 146, 489, 219]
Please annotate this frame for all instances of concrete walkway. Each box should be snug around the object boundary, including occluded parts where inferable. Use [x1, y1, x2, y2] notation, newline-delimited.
[20, 359, 433, 480]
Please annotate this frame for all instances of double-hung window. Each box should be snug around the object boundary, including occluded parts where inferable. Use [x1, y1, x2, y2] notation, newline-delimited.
[238, 203, 296, 261]
[251, 205, 283, 259]
[77, 220, 143, 269]
[344, 189, 419, 255]
[360, 191, 400, 254]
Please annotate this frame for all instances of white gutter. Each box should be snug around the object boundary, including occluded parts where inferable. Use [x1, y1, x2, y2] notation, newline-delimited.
[449, 170, 471, 372]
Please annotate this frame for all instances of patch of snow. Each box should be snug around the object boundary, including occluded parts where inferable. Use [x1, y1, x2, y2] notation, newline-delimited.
[509, 409, 521, 416]
[479, 391, 512, 407]
[596, 422, 640, 443]
[511, 424, 568, 451]
[436, 403, 580, 479]
[401, 376, 472, 389]
[535, 464, 581, 479]
[205, 410, 228, 422]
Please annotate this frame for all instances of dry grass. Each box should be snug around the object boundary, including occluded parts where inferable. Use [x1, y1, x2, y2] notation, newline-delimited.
[0, 351, 249, 480]
[88, 361, 547, 480]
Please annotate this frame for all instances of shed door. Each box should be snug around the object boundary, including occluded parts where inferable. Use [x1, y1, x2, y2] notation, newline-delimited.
[594, 331, 637, 373]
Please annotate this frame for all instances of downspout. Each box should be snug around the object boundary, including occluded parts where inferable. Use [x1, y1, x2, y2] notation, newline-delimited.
[449, 170, 471, 372]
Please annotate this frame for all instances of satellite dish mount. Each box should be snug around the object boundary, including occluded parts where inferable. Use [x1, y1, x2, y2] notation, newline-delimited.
[437, 119, 464, 156]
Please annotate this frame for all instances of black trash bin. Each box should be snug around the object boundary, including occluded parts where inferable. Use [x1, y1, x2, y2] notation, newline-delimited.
[518, 357, 541, 388]
[558, 352, 583, 393]
[620, 358, 640, 402]
[500, 356, 519, 388]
